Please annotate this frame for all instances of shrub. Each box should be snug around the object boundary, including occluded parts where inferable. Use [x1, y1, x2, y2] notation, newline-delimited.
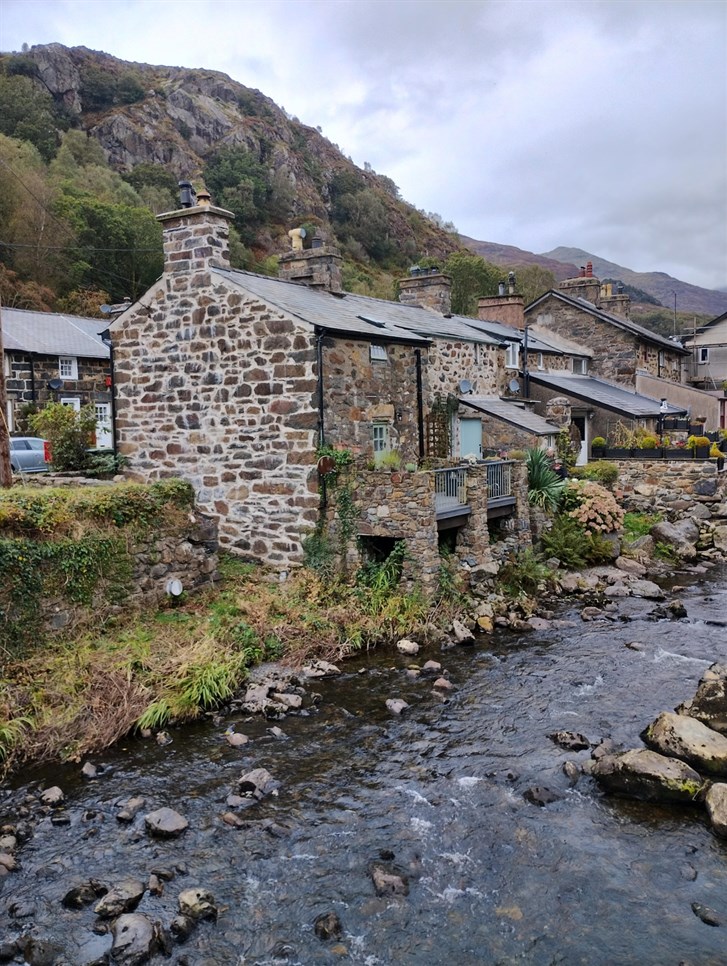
[540, 515, 588, 569]
[29, 402, 97, 472]
[562, 480, 624, 534]
[623, 511, 662, 541]
[574, 460, 618, 488]
[498, 549, 551, 597]
[637, 434, 660, 449]
[687, 435, 710, 451]
[591, 436, 607, 448]
[525, 448, 565, 511]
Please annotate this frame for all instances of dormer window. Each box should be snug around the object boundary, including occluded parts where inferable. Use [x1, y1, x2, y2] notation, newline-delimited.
[572, 357, 588, 375]
[59, 356, 78, 380]
[370, 344, 388, 362]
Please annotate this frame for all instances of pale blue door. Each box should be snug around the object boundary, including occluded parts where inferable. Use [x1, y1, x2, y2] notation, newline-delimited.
[459, 418, 482, 459]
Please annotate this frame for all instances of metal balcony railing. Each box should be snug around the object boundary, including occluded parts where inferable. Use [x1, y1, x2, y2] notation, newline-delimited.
[434, 466, 467, 513]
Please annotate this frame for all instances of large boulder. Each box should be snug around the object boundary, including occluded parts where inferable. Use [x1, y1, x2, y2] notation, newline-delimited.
[590, 749, 705, 803]
[705, 783, 727, 837]
[178, 887, 217, 921]
[650, 519, 699, 560]
[678, 664, 727, 735]
[642, 711, 727, 776]
[144, 807, 188, 838]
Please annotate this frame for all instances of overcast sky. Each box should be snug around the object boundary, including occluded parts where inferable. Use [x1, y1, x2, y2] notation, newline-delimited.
[0, 0, 725, 290]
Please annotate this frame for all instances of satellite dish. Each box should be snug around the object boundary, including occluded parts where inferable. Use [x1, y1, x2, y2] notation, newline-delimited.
[299, 227, 307, 238]
[47, 378, 63, 391]
[458, 379, 473, 395]
[508, 378, 521, 393]
[100, 304, 112, 315]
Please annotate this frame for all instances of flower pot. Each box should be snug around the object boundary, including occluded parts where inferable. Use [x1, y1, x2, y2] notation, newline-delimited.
[694, 446, 710, 459]
[591, 447, 606, 459]
[636, 448, 660, 459]
[605, 448, 632, 459]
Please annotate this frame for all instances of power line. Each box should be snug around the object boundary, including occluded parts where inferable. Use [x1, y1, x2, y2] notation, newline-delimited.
[0, 240, 159, 253]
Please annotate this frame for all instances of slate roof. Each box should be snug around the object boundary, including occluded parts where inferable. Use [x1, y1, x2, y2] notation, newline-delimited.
[214, 268, 505, 347]
[526, 290, 690, 355]
[528, 372, 688, 418]
[463, 318, 558, 354]
[1, 307, 109, 358]
[460, 396, 561, 436]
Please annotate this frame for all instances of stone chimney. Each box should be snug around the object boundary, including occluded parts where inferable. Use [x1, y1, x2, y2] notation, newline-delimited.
[558, 261, 600, 304]
[477, 274, 524, 329]
[157, 185, 233, 275]
[278, 233, 343, 293]
[597, 281, 631, 318]
[398, 266, 452, 314]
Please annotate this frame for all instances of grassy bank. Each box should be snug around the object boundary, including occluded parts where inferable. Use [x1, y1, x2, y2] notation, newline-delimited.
[0, 552, 462, 777]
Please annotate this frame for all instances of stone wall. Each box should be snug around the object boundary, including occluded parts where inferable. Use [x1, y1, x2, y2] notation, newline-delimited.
[613, 459, 723, 503]
[469, 410, 551, 454]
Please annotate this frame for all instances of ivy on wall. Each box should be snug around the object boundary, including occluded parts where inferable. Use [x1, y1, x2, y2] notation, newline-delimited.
[0, 480, 195, 654]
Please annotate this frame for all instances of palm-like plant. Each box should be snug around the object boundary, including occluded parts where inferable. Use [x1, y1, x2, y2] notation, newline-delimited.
[525, 448, 565, 511]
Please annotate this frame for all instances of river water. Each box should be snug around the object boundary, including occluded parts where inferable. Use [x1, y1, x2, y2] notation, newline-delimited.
[2, 566, 727, 966]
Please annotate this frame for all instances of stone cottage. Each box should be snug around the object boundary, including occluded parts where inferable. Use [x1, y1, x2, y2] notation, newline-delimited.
[2, 306, 113, 446]
[109, 198, 534, 584]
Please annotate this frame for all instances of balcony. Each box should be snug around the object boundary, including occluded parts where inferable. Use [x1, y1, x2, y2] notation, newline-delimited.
[434, 460, 515, 528]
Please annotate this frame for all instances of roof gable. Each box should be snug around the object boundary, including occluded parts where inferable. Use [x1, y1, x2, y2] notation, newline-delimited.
[526, 290, 690, 355]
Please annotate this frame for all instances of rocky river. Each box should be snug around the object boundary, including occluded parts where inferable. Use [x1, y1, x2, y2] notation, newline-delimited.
[2, 564, 727, 966]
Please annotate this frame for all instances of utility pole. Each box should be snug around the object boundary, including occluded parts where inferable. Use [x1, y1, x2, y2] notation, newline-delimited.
[0, 297, 12, 487]
[673, 292, 677, 338]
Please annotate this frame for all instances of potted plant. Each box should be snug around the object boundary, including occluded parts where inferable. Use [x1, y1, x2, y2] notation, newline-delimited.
[635, 433, 660, 458]
[687, 435, 711, 459]
[591, 436, 607, 458]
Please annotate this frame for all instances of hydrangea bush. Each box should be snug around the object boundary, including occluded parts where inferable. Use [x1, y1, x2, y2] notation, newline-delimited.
[562, 479, 624, 534]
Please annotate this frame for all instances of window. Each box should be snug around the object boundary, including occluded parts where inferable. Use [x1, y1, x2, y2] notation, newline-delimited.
[370, 344, 388, 362]
[60, 397, 81, 412]
[699, 347, 709, 364]
[505, 342, 520, 369]
[537, 352, 544, 370]
[59, 356, 78, 380]
[6, 400, 14, 433]
[372, 422, 389, 463]
[572, 357, 588, 375]
[3, 354, 9, 378]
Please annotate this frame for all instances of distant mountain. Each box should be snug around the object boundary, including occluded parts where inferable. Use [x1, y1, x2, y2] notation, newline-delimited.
[543, 247, 727, 318]
[460, 237, 727, 318]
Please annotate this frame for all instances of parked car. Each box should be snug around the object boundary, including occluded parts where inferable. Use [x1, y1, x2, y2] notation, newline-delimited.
[9, 437, 50, 474]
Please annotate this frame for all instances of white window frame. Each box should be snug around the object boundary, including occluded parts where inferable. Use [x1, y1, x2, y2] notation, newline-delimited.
[370, 344, 388, 362]
[60, 397, 81, 412]
[572, 357, 588, 375]
[537, 352, 544, 370]
[94, 402, 112, 449]
[6, 399, 13, 433]
[699, 347, 709, 364]
[505, 342, 520, 369]
[59, 356, 78, 380]
[3, 353, 9, 378]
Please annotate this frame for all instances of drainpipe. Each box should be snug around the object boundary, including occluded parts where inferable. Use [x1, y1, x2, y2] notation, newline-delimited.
[29, 353, 36, 402]
[415, 348, 424, 459]
[99, 329, 117, 456]
[522, 325, 530, 398]
[315, 328, 327, 508]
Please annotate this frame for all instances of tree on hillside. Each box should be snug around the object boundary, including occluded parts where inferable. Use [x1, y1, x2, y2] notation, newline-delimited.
[444, 251, 502, 316]
[508, 264, 556, 306]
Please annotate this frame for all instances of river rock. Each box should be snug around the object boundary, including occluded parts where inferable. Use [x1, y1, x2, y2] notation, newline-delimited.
[385, 698, 409, 715]
[628, 579, 665, 600]
[301, 659, 340, 677]
[563, 761, 581, 782]
[691, 902, 721, 927]
[433, 677, 453, 691]
[549, 731, 590, 751]
[170, 914, 196, 942]
[0, 852, 16, 872]
[678, 665, 727, 735]
[451, 619, 475, 644]
[39, 786, 64, 807]
[615, 556, 646, 576]
[705, 783, 727, 837]
[651, 519, 699, 560]
[144, 807, 189, 838]
[271, 692, 302, 710]
[527, 617, 551, 631]
[22, 938, 62, 966]
[239, 768, 278, 799]
[111, 913, 158, 964]
[314, 911, 343, 940]
[116, 797, 145, 823]
[178, 887, 218, 921]
[94, 878, 145, 918]
[369, 862, 409, 897]
[396, 638, 420, 656]
[62, 879, 106, 909]
[421, 660, 442, 675]
[81, 762, 98, 779]
[590, 749, 705, 803]
[523, 786, 562, 807]
[225, 730, 249, 747]
[714, 525, 727, 553]
[642, 711, 727, 776]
